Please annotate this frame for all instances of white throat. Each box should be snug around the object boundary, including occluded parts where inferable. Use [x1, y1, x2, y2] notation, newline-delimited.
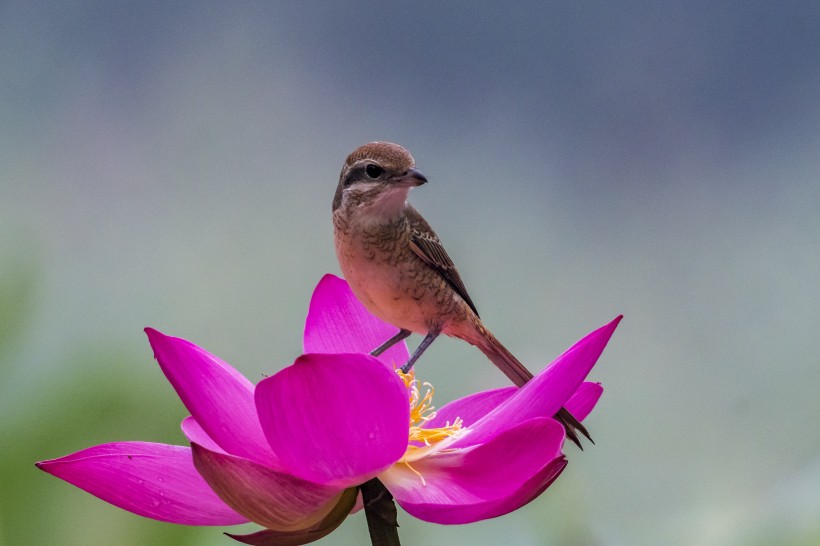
[353, 185, 411, 223]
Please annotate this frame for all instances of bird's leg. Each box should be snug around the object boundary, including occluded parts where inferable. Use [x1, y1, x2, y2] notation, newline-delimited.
[400, 328, 441, 374]
[371, 329, 412, 357]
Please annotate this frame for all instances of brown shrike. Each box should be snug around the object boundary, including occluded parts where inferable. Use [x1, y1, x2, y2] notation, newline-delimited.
[332, 141, 590, 448]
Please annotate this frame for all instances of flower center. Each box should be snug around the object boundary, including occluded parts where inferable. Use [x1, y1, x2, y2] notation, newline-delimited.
[396, 369, 463, 462]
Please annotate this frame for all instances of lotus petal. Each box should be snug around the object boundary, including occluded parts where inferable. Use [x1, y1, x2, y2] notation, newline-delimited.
[225, 487, 358, 545]
[145, 328, 277, 465]
[256, 353, 409, 487]
[36, 442, 247, 525]
[564, 382, 603, 422]
[455, 316, 621, 448]
[303, 274, 409, 366]
[191, 443, 342, 531]
[383, 417, 564, 523]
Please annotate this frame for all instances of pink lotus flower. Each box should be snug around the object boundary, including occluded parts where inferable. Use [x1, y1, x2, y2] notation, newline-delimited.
[37, 274, 620, 544]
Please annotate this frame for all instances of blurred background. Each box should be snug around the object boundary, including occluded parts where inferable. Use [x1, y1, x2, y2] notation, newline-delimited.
[2, 2, 819, 545]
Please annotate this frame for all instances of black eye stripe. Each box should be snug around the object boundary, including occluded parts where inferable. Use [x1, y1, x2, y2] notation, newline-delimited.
[344, 164, 385, 187]
[343, 166, 363, 187]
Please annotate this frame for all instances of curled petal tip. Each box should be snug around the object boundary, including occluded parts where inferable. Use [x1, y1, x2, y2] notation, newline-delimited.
[607, 315, 623, 330]
[143, 327, 169, 350]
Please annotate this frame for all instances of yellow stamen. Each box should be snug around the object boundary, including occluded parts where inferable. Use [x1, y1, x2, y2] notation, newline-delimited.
[403, 461, 427, 487]
[395, 368, 464, 485]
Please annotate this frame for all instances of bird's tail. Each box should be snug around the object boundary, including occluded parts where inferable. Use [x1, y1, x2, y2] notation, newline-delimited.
[467, 325, 593, 449]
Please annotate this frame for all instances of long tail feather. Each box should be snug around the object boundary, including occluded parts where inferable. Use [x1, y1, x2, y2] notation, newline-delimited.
[469, 326, 593, 449]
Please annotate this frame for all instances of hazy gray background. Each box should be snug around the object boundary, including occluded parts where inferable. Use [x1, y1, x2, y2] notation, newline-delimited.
[3, 2, 819, 545]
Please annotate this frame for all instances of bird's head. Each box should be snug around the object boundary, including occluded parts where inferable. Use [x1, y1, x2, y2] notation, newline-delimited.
[333, 142, 428, 215]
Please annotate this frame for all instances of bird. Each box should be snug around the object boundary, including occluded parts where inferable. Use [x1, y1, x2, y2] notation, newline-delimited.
[332, 141, 591, 448]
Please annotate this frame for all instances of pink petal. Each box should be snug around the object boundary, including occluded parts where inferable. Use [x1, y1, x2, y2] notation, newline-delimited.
[397, 457, 568, 524]
[145, 328, 277, 465]
[225, 487, 359, 545]
[181, 416, 225, 454]
[564, 382, 603, 422]
[382, 418, 565, 524]
[456, 316, 621, 448]
[424, 387, 516, 430]
[303, 275, 410, 367]
[255, 353, 410, 487]
[191, 443, 343, 531]
[35, 442, 247, 525]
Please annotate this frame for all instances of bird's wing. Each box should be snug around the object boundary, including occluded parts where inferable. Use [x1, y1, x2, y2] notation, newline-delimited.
[406, 209, 480, 317]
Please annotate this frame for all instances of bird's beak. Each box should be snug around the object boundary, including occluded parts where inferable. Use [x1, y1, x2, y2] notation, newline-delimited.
[393, 168, 428, 187]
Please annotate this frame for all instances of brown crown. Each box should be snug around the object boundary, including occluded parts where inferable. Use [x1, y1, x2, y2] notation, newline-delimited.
[345, 142, 415, 172]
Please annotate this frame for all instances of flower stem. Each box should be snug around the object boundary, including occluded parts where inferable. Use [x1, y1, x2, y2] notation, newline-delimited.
[361, 478, 401, 546]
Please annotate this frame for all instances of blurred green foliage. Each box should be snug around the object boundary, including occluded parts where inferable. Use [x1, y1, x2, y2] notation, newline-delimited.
[0, 252, 37, 361]
[0, 248, 255, 545]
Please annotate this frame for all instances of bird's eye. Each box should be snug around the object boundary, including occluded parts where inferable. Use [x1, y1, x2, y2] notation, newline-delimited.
[365, 164, 383, 179]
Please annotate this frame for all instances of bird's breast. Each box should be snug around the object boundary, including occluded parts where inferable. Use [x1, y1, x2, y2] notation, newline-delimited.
[333, 212, 436, 333]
